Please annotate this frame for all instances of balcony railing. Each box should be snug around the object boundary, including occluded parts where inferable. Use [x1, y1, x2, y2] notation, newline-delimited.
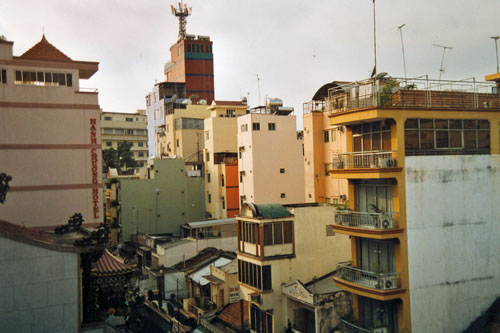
[335, 211, 399, 229]
[303, 100, 326, 114]
[331, 151, 396, 169]
[327, 76, 500, 113]
[336, 262, 401, 291]
[341, 320, 372, 333]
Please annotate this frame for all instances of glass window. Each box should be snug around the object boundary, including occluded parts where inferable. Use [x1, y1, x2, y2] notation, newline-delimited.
[253, 123, 260, 131]
[268, 123, 276, 131]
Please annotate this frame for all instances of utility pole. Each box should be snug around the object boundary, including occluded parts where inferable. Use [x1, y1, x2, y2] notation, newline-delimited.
[398, 24, 407, 82]
[491, 36, 499, 73]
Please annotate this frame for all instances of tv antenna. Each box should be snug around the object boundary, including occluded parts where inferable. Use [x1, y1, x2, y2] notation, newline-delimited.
[171, 1, 192, 41]
[256, 74, 261, 106]
[433, 43, 453, 81]
[398, 24, 407, 82]
[491, 36, 499, 73]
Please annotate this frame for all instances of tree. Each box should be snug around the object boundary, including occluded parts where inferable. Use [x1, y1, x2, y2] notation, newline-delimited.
[102, 142, 138, 174]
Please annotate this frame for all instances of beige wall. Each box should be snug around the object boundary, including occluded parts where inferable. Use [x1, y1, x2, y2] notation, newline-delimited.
[238, 205, 351, 332]
[303, 111, 348, 204]
[238, 113, 305, 205]
[0, 41, 102, 227]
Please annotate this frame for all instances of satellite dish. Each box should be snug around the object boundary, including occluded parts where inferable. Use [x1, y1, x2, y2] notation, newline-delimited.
[188, 94, 199, 101]
[182, 98, 192, 104]
[198, 99, 207, 105]
[375, 72, 388, 79]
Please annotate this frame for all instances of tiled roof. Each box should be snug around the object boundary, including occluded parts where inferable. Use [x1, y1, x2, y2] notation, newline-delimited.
[216, 300, 249, 329]
[174, 247, 221, 271]
[94, 249, 135, 277]
[19, 34, 72, 62]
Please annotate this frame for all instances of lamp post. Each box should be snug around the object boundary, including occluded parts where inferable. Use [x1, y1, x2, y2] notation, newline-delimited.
[154, 188, 160, 234]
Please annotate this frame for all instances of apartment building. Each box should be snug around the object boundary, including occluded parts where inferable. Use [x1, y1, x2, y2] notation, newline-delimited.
[303, 82, 348, 204]
[237, 203, 351, 332]
[204, 100, 248, 219]
[101, 110, 148, 166]
[0, 35, 102, 228]
[237, 101, 305, 205]
[327, 74, 500, 332]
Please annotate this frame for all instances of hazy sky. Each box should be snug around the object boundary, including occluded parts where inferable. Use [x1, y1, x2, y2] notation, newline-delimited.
[1, 0, 499, 128]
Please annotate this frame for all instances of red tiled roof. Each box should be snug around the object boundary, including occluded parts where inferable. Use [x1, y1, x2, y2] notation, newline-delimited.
[19, 34, 72, 62]
[217, 300, 249, 329]
[94, 249, 134, 276]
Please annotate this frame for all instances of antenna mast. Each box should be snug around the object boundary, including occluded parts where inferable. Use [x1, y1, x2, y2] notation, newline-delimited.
[398, 24, 407, 82]
[433, 44, 453, 81]
[372, 0, 377, 76]
[256, 74, 261, 106]
[491, 36, 499, 73]
[171, 1, 192, 41]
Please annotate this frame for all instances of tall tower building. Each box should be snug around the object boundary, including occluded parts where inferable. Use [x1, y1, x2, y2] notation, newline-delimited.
[165, 2, 215, 104]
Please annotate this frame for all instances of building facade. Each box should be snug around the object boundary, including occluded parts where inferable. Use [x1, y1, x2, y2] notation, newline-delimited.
[237, 203, 351, 332]
[303, 82, 348, 204]
[0, 35, 102, 228]
[237, 102, 305, 206]
[327, 75, 500, 332]
[101, 110, 148, 167]
[204, 100, 248, 219]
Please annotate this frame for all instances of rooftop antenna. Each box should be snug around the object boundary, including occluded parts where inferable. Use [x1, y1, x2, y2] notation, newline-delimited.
[491, 36, 499, 73]
[171, 1, 192, 41]
[256, 74, 261, 106]
[398, 24, 407, 83]
[433, 43, 453, 81]
[371, 0, 377, 76]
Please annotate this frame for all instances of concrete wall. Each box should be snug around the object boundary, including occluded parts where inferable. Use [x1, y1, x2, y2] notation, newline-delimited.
[0, 237, 79, 332]
[120, 159, 205, 240]
[405, 155, 500, 332]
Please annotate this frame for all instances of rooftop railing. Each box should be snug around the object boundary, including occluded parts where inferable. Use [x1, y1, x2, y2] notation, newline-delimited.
[303, 100, 326, 114]
[336, 261, 401, 291]
[331, 151, 396, 169]
[327, 76, 500, 113]
[335, 211, 399, 229]
[341, 320, 372, 333]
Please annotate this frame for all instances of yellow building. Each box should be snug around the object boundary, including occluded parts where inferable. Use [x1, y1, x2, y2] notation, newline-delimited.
[0, 35, 102, 228]
[101, 110, 148, 167]
[327, 75, 500, 332]
[303, 82, 349, 204]
[204, 100, 248, 219]
[237, 203, 351, 332]
[238, 101, 305, 205]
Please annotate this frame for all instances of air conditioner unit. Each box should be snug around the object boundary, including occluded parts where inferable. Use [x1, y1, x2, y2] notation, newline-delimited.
[379, 276, 398, 290]
[373, 327, 388, 333]
[378, 158, 396, 168]
[378, 214, 393, 229]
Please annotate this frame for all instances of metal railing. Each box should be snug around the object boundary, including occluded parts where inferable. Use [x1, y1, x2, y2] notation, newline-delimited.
[327, 76, 500, 113]
[78, 87, 98, 93]
[335, 211, 399, 229]
[303, 100, 326, 114]
[332, 151, 396, 169]
[341, 320, 372, 333]
[336, 262, 401, 290]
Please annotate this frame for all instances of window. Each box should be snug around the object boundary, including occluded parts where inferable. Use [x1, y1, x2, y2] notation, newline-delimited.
[176, 139, 179, 147]
[103, 128, 113, 135]
[324, 130, 329, 143]
[1, 69, 6, 84]
[330, 129, 337, 141]
[280, 168, 285, 174]
[175, 117, 204, 129]
[226, 109, 235, 117]
[238, 260, 271, 291]
[253, 122, 260, 131]
[241, 221, 258, 243]
[208, 193, 211, 203]
[136, 129, 145, 135]
[138, 152, 144, 157]
[106, 142, 112, 147]
[222, 197, 225, 209]
[207, 173, 211, 183]
[126, 117, 133, 122]
[127, 129, 134, 135]
[221, 175, 225, 187]
[263, 221, 293, 246]
[352, 121, 391, 152]
[205, 131, 209, 140]
[14, 70, 72, 86]
[206, 151, 210, 162]
[239, 171, 244, 183]
[280, 193, 286, 198]
[268, 123, 276, 131]
[405, 119, 490, 155]
[138, 142, 144, 147]
[115, 129, 124, 134]
[241, 124, 248, 132]
[250, 305, 273, 333]
[104, 116, 112, 121]
[240, 195, 246, 207]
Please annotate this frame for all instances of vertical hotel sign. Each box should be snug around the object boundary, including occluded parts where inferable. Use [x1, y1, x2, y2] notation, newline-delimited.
[90, 118, 99, 219]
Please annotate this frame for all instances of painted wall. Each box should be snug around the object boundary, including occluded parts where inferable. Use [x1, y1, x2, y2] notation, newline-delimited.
[405, 155, 500, 332]
[120, 159, 205, 240]
[0, 237, 79, 332]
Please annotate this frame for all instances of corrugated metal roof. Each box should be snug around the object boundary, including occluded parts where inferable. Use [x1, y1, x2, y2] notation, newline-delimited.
[188, 257, 232, 286]
[185, 218, 236, 228]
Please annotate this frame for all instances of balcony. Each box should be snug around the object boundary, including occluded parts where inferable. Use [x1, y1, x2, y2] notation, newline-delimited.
[334, 262, 404, 301]
[332, 151, 396, 170]
[333, 211, 403, 239]
[327, 76, 500, 114]
[303, 100, 325, 114]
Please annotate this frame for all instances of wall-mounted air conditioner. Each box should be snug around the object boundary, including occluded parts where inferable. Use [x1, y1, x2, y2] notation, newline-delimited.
[379, 276, 398, 290]
[378, 214, 393, 229]
[378, 158, 396, 168]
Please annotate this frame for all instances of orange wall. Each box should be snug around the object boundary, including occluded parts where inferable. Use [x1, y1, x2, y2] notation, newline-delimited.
[225, 164, 239, 218]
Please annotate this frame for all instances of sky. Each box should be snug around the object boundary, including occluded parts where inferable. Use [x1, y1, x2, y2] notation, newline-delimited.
[1, 0, 499, 129]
